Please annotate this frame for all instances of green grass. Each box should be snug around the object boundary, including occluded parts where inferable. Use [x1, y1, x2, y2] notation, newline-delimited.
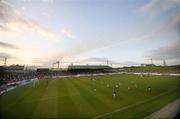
[0, 74, 180, 119]
[122, 65, 180, 73]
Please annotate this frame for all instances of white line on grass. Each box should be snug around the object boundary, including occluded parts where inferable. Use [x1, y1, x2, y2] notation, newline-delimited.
[92, 88, 180, 119]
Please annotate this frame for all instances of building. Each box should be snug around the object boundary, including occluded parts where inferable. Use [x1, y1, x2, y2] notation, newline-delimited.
[141, 64, 156, 67]
[5, 65, 25, 71]
[0, 65, 36, 83]
[37, 68, 50, 75]
[68, 64, 112, 73]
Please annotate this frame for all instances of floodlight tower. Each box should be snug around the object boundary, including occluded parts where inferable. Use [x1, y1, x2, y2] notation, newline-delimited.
[4, 57, 7, 66]
[107, 59, 109, 66]
[57, 61, 60, 68]
[150, 58, 153, 64]
[52, 61, 60, 69]
[52, 62, 55, 68]
[163, 59, 167, 66]
[54, 57, 63, 69]
[146, 58, 153, 64]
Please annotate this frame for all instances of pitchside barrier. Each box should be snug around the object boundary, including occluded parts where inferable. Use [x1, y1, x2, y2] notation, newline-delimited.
[51, 72, 180, 79]
[0, 78, 37, 96]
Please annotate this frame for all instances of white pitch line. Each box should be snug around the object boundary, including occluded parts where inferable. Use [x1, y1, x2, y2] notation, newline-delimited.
[92, 88, 179, 119]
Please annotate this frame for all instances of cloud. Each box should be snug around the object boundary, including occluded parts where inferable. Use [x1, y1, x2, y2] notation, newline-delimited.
[82, 57, 108, 63]
[141, 0, 180, 16]
[60, 28, 76, 39]
[101, 12, 180, 52]
[31, 58, 48, 64]
[127, 0, 180, 45]
[130, 12, 180, 42]
[22, 0, 31, 2]
[93, 9, 180, 52]
[112, 61, 141, 66]
[0, 25, 8, 32]
[0, 0, 59, 40]
[41, 0, 54, 3]
[0, 52, 14, 58]
[145, 39, 180, 61]
[79, 57, 140, 66]
[0, 41, 18, 49]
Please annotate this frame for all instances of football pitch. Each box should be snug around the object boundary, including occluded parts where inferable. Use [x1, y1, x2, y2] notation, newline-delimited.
[0, 74, 180, 119]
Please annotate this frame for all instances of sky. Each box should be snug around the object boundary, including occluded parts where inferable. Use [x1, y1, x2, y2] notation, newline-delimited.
[0, 0, 180, 68]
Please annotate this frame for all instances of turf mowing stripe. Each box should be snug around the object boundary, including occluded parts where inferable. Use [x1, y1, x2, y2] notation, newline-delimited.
[57, 79, 79, 118]
[67, 78, 98, 118]
[92, 87, 180, 119]
[76, 77, 146, 108]
[0, 84, 35, 111]
[71, 77, 111, 116]
[0, 79, 50, 118]
[74, 77, 114, 107]
[32, 79, 59, 118]
[0, 80, 49, 111]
